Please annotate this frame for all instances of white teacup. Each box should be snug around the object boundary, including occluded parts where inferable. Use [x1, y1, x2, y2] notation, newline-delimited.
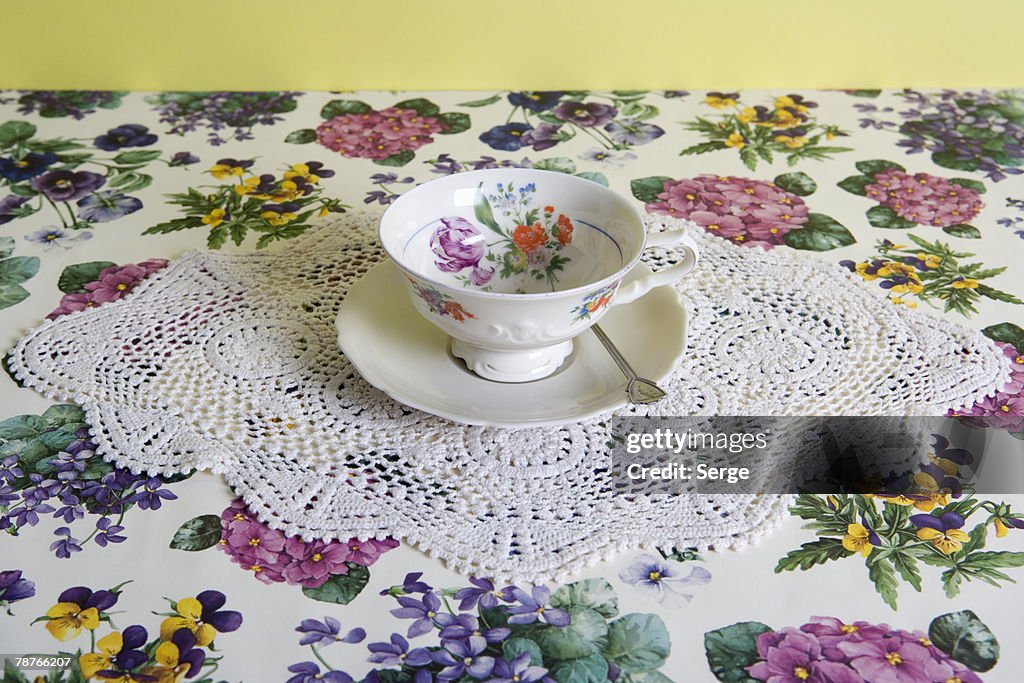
[379, 169, 698, 382]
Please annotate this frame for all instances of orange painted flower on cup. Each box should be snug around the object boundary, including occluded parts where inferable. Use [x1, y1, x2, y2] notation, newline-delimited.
[512, 223, 547, 254]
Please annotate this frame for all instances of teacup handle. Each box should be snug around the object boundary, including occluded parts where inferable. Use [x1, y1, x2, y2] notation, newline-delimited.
[612, 229, 700, 307]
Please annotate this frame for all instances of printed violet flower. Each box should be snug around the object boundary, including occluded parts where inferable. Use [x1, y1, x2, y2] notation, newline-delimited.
[911, 512, 970, 554]
[282, 538, 352, 588]
[486, 652, 548, 683]
[865, 169, 983, 228]
[25, 226, 93, 250]
[507, 91, 565, 112]
[837, 636, 950, 682]
[479, 123, 533, 152]
[79, 624, 149, 679]
[159, 590, 243, 646]
[287, 661, 352, 683]
[619, 554, 712, 607]
[0, 569, 36, 607]
[391, 591, 451, 638]
[0, 194, 30, 224]
[604, 118, 665, 146]
[93, 123, 158, 151]
[438, 613, 511, 651]
[748, 628, 862, 683]
[431, 637, 495, 680]
[316, 106, 444, 160]
[0, 151, 57, 182]
[169, 151, 200, 166]
[799, 616, 891, 661]
[76, 190, 143, 222]
[296, 616, 366, 647]
[454, 577, 512, 610]
[152, 627, 207, 681]
[367, 633, 432, 668]
[30, 170, 105, 202]
[44, 585, 120, 641]
[553, 101, 617, 128]
[506, 585, 570, 626]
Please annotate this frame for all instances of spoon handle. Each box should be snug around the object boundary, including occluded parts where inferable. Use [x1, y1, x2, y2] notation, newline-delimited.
[591, 323, 638, 380]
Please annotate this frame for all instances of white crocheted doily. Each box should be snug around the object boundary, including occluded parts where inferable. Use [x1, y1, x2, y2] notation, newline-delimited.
[8, 213, 1011, 582]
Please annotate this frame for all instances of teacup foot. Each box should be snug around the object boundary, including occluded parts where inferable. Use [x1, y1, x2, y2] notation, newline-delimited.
[451, 338, 573, 383]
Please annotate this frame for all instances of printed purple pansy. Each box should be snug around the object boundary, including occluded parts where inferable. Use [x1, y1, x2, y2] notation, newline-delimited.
[30, 170, 105, 202]
[93, 124, 158, 151]
[0, 151, 57, 182]
[553, 101, 617, 128]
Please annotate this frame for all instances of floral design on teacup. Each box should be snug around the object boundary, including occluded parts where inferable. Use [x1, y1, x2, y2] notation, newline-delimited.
[572, 282, 617, 323]
[429, 180, 575, 291]
[409, 279, 475, 322]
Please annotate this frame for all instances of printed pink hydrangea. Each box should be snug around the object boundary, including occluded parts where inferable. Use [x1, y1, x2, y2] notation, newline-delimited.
[47, 259, 168, 319]
[218, 498, 398, 587]
[316, 107, 445, 160]
[865, 169, 983, 227]
[950, 342, 1024, 431]
[645, 174, 808, 249]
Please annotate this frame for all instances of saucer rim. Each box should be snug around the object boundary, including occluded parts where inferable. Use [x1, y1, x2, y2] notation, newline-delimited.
[336, 259, 687, 428]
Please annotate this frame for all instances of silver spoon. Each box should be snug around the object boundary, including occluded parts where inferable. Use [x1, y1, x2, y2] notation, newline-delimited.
[591, 323, 668, 404]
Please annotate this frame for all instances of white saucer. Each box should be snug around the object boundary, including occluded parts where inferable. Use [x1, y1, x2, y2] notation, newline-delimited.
[335, 260, 687, 428]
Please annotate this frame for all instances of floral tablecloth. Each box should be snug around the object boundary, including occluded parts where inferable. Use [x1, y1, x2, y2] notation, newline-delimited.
[1, 88, 1023, 682]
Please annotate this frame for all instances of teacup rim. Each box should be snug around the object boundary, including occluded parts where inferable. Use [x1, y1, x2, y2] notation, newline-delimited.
[378, 168, 648, 300]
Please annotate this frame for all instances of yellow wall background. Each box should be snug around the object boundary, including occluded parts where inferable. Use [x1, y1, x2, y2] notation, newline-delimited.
[3, 0, 1022, 90]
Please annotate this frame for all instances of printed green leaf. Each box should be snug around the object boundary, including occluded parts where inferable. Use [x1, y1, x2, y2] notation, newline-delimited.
[113, 150, 161, 165]
[437, 112, 470, 134]
[38, 425, 83, 451]
[285, 128, 317, 144]
[533, 607, 608, 660]
[107, 171, 152, 193]
[704, 621, 772, 683]
[503, 638, 543, 666]
[680, 141, 727, 156]
[619, 101, 659, 121]
[773, 172, 817, 196]
[59, 261, 117, 294]
[982, 322, 1024, 351]
[374, 150, 415, 167]
[474, 183, 503, 234]
[301, 563, 370, 604]
[630, 176, 671, 203]
[0, 121, 37, 147]
[575, 171, 609, 186]
[0, 414, 48, 440]
[457, 94, 502, 107]
[0, 256, 39, 287]
[784, 214, 856, 251]
[855, 159, 905, 177]
[320, 99, 373, 119]
[976, 284, 1024, 305]
[943, 224, 982, 239]
[950, 177, 986, 193]
[619, 673, 674, 683]
[8, 183, 35, 198]
[394, 98, 440, 117]
[739, 147, 758, 171]
[551, 578, 619, 618]
[3, 659, 31, 683]
[0, 285, 30, 310]
[929, 610, 999, 672]
[775, 538, 849, 572]
[169, 514, 222, 551]
[604, 613, 670, 673]
[533, 157, 577, 174]
[847, 90, 883, 98]
[890, 549, 923, 592]
[866, 205, 916, 229]
[41, 404, 86, 427]
[550, 653, 609, 683]
[867, 554, 901, 610]
[837, 175, 874, 196]
[207, 225, 227, 250]
[0, 236, 14, 260]
[932, 149, 979, 172]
